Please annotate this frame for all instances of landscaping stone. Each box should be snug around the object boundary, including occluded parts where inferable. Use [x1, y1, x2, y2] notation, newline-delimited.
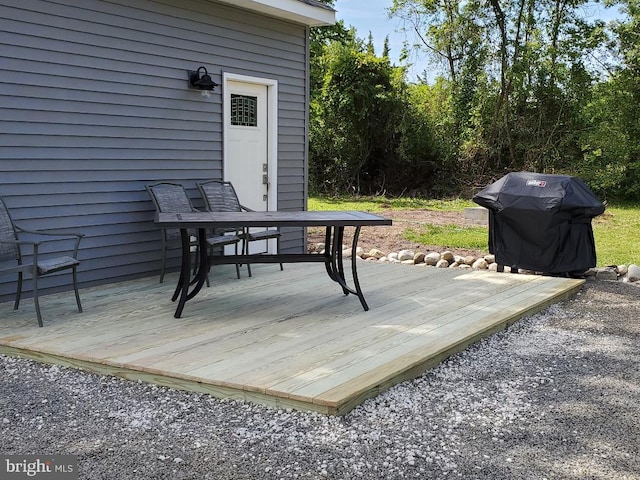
[625, 264, 640, 282]
[425, 252, 441, 266]
[484, 254, 496, 264]
[309, 239, 638, 284]
[596, 267, 618, 281]
[397, 249, 415, 261]
[441, 251, 455, 263]
[472, 258, 489, 270]
[366, 248, 385, 259]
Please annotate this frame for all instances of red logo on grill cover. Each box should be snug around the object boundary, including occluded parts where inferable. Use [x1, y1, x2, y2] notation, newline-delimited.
[526, 180, 547, 187]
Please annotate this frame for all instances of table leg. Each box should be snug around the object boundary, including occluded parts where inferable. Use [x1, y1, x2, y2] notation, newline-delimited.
[186, 228, 209, 301]
[324, 226, 336, 281]
[332, 226, 350, 296]
[324, 225, 369, 311]
[350, 226, 369, 310]
[335, 226, 348, 292]
[172, 227, 209, 318]
[172, 228, 192, 317]
[323, 226, 348, 295]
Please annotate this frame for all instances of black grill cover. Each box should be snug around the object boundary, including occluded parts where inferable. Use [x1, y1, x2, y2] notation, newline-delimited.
[473, 172, 605, 274]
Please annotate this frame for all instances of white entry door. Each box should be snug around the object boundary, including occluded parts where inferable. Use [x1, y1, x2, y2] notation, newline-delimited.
[223, 74, 278, 253]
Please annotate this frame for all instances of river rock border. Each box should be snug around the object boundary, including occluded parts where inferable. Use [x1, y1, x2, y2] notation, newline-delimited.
[307, 243, 640, 284]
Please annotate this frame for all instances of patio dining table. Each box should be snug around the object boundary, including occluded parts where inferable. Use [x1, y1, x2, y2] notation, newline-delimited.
[155, 211, 392, 318]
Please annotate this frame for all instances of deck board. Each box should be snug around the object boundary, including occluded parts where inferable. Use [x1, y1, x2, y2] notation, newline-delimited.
[0, 262, 583, 415]
[264, 276, 562, 400]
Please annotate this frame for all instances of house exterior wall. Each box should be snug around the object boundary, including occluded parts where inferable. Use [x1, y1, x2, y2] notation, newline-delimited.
[0, 0, 310, 300]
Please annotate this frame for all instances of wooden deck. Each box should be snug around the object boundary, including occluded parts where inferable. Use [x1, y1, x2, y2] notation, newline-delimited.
[0, 262, 584, 415]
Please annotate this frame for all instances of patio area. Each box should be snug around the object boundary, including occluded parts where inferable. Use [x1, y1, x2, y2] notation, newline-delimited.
[0, 262, 583, 415]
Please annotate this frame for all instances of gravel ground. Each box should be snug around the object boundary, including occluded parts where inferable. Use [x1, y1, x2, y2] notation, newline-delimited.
[1, 278, 639, 480]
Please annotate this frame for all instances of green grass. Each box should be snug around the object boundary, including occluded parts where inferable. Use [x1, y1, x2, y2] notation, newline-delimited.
[308, 196, 476, 212]
[403, 224, 489, 250]
[309, 196, 640, 267]
[593, 204, 640, 266]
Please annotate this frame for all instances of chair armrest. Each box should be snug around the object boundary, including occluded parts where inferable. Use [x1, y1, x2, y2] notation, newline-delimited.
[0, 238, 37, 246]
[13, 224, 84, 256]
[14, 224, 84, 239]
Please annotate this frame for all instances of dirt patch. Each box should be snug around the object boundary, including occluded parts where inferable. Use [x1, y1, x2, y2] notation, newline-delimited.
[307, 209, 488, 258]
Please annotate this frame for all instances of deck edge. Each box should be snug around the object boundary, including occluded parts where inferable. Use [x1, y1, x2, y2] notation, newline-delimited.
[316, 278, 585, 415]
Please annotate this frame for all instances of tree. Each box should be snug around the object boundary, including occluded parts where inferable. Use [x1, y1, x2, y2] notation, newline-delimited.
[390, 0, 481, 82]
[578, 0, 640, 199]
[382, 36, 391, 58]
[308, 27, 446, 196]
[390, 0, 610, 188]
[308, 0, 640, 200]
[310, 41, 403, 193]
[366, 32, 376, 55]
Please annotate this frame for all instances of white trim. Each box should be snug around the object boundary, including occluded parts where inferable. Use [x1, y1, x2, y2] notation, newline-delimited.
[222, 72, 278, 212]
[215, 0, 334, 26]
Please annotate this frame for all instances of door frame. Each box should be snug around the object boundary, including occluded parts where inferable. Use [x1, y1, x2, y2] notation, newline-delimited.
[222, 72, 278, 211]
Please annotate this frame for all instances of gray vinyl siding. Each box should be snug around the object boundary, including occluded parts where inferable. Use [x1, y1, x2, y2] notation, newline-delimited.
[0, 0, 310, 301]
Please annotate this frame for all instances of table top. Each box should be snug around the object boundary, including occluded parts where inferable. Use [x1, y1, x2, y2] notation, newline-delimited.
[155, 210, 392, 228]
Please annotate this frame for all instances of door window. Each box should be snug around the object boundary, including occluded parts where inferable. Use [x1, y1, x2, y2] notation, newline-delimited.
[230, 94, 258, 127]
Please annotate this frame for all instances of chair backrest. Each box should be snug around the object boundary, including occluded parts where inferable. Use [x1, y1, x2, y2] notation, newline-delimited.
[146, 182, 195, 242]
[198, 180, 242, 213]
[146, 182, 195, 214]
[0, 195, 19, 262]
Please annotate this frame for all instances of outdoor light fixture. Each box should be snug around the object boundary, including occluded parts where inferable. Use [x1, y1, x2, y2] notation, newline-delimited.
[188, 66, 218, 91]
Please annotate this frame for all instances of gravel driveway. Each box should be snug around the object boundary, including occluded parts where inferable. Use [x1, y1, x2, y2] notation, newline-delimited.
[1, 279, 639, 480]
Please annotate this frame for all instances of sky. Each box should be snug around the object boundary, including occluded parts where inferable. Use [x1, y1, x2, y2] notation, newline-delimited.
[333, 0, 426, 79]
[333, 0, 625, 82]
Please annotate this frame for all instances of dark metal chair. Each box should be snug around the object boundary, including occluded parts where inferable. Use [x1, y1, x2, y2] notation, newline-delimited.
[197, 180, 283, 277]
[146, 182, 241, 283]
[0, 195, 83, 327]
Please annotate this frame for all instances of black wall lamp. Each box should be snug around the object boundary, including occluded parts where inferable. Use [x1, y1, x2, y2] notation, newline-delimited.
[188, 66, 218, 91]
